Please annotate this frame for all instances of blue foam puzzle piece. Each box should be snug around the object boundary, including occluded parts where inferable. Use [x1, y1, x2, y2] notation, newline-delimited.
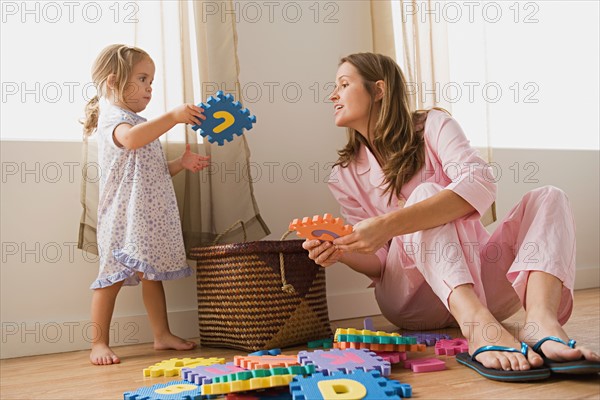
[123, 380, 201, 400]
[191, 91, 256, 146]
[289, 370, 412, 400]
[297, 348, 390, 376]
[249, 348, 282, 356]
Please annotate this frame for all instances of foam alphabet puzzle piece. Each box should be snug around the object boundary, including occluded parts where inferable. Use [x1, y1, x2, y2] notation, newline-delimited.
[403, 358, 446, 373]
[373, 351, 408, 364]
[402, 332, 452, 346]
[226, 387, 293, 400]
[213, 365, 315, 384]
[234, 355, 300, 370]
[334, 341, 426, 353]
[289, 369, 412, 400]
[201, 374, 295, 396]
[298, 348, 391, 376]
[363, 317, 374, 331]
[434, 338, 469, 356]
[124, 380, 201, 400]
[191, 91, 256, 146]
[334, 328, 417, 344]
[182, 362, 248, 385]
[143, 357, 225, 378]
[289, 213, 353, 241]
[307, 338, 333, 349]
[249, 349, 282, 356]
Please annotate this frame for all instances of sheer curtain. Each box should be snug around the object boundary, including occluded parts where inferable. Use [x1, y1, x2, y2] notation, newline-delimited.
[372, 0, 496, 225]
[78, 0, 269, 255]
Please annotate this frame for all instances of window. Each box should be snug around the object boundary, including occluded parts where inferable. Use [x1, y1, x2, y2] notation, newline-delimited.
[392, 1, 599, 150]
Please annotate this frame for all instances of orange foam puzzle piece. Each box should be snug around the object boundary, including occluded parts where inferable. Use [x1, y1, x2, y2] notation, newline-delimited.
[289, 213, 353, 241]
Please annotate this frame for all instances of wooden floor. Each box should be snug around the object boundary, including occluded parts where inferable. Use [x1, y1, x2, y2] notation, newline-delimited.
[1, 289, 599, 399]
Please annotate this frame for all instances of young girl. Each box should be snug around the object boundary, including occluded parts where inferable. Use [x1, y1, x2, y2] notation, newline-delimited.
[304, 52, 599, 380]
[82, 44, 209, 365]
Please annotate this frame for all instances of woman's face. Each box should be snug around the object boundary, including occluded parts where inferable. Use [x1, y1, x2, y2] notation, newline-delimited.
[329, 62, 373, 132]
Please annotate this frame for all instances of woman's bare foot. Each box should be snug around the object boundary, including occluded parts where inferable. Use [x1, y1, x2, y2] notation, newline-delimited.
[154, 333, 197, 351]
[523, 310, 600, 363]
[90, 343, 120, 365]
[461, 309, 544, 371]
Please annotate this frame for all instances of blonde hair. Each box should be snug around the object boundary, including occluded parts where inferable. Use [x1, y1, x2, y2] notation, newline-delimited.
[335, 52, 431, 205]
[81, 44, 151, 136]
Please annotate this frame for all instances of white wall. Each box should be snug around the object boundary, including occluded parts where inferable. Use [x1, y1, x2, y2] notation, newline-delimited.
[1, 1, 598, 359]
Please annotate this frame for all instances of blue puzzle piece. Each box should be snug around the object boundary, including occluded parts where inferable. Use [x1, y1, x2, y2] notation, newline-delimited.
[289, 370, 412, 400]
[192, 91, 256, 146]
[124, 380, 201, 400]
[298, 348, 390, 376]
[248, 348, 282, 356]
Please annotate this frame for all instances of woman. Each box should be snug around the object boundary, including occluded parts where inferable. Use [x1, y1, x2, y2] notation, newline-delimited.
[303, 52, 599, 380]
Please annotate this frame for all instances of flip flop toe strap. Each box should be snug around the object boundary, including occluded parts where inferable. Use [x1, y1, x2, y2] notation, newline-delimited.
[532, 336, 576, 357]
[471, 342, 529, 361]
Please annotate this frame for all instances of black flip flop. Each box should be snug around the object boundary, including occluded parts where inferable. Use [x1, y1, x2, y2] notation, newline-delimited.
[456, 342, 551, 382]
[532, 336, 600, 375]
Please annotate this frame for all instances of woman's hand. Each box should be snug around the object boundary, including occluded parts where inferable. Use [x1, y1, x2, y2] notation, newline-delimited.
[170, 104, 206, 125]
[181, 144, 210, 173]
[302, 239, 343, 268]
[333, 215, 392, 254]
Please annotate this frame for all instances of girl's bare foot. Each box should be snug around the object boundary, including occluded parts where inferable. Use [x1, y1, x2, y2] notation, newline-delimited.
[154, 333, 196, 350]
[90, 343, 120, 365]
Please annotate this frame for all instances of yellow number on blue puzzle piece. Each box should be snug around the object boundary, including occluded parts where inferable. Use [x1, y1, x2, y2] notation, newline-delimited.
[213, 111, 235, 133]
[155, 383, 198, 394]
[317, 379, 367, 400]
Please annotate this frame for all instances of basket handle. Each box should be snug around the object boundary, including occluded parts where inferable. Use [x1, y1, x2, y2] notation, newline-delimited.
[212, 220, 247, 245]
[279, 230, 296, 294]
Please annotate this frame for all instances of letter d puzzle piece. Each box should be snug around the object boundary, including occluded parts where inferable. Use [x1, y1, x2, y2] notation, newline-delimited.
[289, 213, 353, 241]
[290, 370, 412, 400]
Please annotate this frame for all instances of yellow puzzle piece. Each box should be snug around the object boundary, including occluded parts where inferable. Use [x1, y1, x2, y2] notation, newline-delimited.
[143, 357, 225, 378]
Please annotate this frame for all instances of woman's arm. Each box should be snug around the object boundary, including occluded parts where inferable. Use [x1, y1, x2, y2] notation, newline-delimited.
[302, 239, 381, 279]
[334, 189, 474, 253]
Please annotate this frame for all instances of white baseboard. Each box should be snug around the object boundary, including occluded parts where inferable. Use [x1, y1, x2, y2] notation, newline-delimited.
[0, 310, 199, 359]
[2, 267, 597, 359]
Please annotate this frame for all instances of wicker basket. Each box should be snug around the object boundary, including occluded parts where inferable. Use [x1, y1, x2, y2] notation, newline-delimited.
[189, 226, 332, 351]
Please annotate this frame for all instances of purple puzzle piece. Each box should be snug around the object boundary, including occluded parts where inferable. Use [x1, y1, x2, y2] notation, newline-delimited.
[297, 348, 391, 377]
[403, 332, 452, 346]
[181, 362, 247, 385]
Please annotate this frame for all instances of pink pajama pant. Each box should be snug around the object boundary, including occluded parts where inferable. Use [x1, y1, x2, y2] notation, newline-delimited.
[375, 184, 576, 330]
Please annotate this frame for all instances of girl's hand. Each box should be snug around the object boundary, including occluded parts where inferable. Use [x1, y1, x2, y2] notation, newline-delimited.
[333, 216, 391, 254]
[170, 104, 206, 125]
[181, 144, 210, 173]
[302, 239, 343, 268]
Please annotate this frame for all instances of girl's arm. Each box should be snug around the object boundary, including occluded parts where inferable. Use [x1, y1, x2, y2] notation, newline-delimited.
[114, 104, 204, 150]
[167, 144, 210, 176]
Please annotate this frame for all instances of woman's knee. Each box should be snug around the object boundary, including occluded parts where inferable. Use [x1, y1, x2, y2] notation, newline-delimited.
[529, 185, 569, 204]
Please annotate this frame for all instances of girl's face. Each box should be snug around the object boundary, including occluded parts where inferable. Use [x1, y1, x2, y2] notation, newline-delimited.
[118, 57, 155, 113]
[329, 62, 373, 133]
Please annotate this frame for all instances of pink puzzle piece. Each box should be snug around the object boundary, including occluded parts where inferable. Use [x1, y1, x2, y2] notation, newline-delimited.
[434, 338, 468, 356]
[404, 358, 446, 373]
[372, 351, 407, 364]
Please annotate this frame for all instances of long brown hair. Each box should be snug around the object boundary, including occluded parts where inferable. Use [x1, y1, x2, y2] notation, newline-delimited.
[335, 53, 428, 204]
[81, 44, 151, 136]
